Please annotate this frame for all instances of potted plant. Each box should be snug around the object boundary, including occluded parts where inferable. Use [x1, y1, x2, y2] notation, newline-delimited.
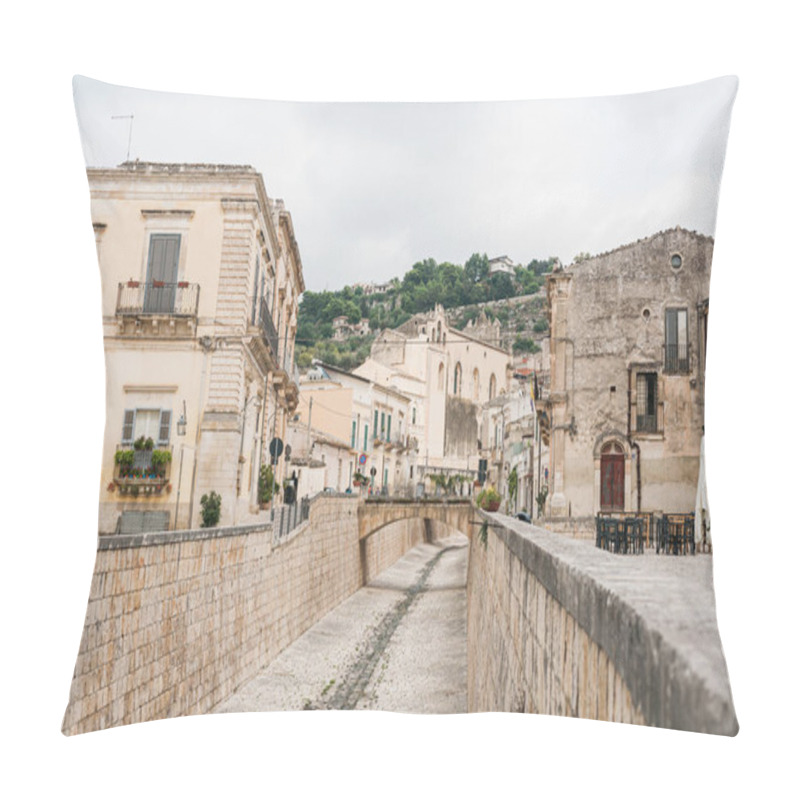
[476, 487, 501, 512]
[151, 449, 172, 477]
[200, 491, 222, 528]
[536, 485, 549, 518]
[258, 464, 277, 508]
[114, 448, 135, 477]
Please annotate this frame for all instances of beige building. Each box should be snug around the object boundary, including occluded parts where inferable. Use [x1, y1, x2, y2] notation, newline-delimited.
[543, 227, 711, 534]
[356, 304, 511, 491]
[90, 162, 303, 533]
[296, 363, 417, 495]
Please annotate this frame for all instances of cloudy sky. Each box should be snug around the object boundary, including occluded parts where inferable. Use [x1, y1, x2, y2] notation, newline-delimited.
[73, 75, 736, 292]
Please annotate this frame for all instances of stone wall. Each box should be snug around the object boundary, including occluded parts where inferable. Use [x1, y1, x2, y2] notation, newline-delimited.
[467, 512, 737, 734]
[360, 518, 427, 584]
[63, 495, 427, 735]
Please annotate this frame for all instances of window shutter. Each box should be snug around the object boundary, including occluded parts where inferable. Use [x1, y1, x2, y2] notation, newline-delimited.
[158, 409, 172, 445]
[122, 410, 135, 444]
[665, 309, 677, 346]
[387, 415, 392, 440]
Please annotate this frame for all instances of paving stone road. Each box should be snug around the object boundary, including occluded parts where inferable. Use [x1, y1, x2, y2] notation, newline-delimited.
[212, 535, 468, 715]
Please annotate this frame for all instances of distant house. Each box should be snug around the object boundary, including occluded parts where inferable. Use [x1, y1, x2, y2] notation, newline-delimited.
[332, 315, 371, 340]
[488, 255, 516, 276]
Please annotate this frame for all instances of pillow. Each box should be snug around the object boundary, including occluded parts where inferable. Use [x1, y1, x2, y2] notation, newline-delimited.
[63, 75, 738, 735]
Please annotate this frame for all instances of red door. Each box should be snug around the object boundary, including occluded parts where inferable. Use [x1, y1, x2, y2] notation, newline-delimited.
[601, 452, 624, 511]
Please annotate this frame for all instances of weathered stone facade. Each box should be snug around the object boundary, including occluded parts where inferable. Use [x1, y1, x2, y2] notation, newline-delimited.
[545, 228, 712, 532]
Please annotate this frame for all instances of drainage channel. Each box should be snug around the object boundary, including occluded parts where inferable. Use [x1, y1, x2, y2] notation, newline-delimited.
[309, 545, 457, 711]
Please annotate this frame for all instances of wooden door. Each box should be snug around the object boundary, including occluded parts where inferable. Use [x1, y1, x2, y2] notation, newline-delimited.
[601, 450, 624, 511]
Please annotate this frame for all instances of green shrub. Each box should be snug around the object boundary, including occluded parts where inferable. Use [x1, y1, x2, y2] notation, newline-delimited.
[200, 491, 221, 528]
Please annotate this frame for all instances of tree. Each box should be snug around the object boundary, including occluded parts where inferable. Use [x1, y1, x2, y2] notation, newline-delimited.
[573, 251, 592, 264]
[465, 253, 489, 284]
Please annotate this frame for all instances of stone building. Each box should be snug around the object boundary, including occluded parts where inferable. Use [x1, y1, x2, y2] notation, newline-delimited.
[543, 227, 711, 535]
[355, 304, 511, 490]
[90, 162, 303, 533]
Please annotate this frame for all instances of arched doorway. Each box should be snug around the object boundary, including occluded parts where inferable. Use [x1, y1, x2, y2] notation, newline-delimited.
[600, 442, 625, 511]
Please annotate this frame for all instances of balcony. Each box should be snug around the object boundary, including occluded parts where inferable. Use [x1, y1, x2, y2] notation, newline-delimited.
[258, 297, 280, 364]
[664, 343, 691, 375]
[115, 281, 199, 336]
[111, 443, 173, 497]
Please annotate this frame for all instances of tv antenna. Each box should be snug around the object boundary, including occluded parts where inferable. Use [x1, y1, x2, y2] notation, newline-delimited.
[111, 114, 134, 162]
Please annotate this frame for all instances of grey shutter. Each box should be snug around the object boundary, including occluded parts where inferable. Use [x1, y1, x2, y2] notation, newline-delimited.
[122, 410, 135, 444]
[665, 308, 677, 347]
[144, 234, 180, 313]
[158, 410, 172, 445]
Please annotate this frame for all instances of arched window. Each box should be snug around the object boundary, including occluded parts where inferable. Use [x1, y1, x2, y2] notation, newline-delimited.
[412, 406, 416, 425]
[489, 373, 497, 400]
[453, 362, 462, 396]
[472, 368, 480, 401]
[437, 320, 442, 343]
[437, 362, 445, 391]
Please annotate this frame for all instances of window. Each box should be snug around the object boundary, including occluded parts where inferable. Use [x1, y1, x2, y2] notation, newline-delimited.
[636, 373, 658, 433]
[364, 424, 369, 452]
[472, 368, 480, 401]
[122, 408, 172, 446]
[437, 363, 445, 391]
[387, 414, 392, 440]
[374, 409, 379, 438]
[453, 362, 462, 396]
[665, 308, 689, 373]
[412, 406, 416, 425]
[351, 420, 356, 448]
[380, 412, 386, 438]
[489, 373, 497, 400]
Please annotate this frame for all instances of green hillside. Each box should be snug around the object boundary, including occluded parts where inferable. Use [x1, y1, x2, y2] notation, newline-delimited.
[296, 253, 557, 369]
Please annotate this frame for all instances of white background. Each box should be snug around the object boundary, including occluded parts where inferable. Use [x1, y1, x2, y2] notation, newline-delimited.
[2, 2, 796, 797]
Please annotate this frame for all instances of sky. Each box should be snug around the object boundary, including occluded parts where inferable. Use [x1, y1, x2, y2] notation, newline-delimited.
[73, 75, 737, 293]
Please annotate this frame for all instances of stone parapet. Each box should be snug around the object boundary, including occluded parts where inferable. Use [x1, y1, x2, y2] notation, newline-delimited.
[466, 512, 737, 734]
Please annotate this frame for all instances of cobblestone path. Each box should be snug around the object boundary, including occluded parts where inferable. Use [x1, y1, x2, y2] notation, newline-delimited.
[212, 535, 468, 715]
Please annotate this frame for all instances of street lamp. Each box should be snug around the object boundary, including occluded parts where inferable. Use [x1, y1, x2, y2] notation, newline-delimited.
[174, 400, 187, 530]
[177, 400, 187, 437]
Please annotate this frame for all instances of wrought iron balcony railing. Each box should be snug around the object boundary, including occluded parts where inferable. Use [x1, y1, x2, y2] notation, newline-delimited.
[112, 444, 173, 496]
[664, 343, 691, 375]
[259, 297, 280, 362]
[116, 281, 199, 317]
